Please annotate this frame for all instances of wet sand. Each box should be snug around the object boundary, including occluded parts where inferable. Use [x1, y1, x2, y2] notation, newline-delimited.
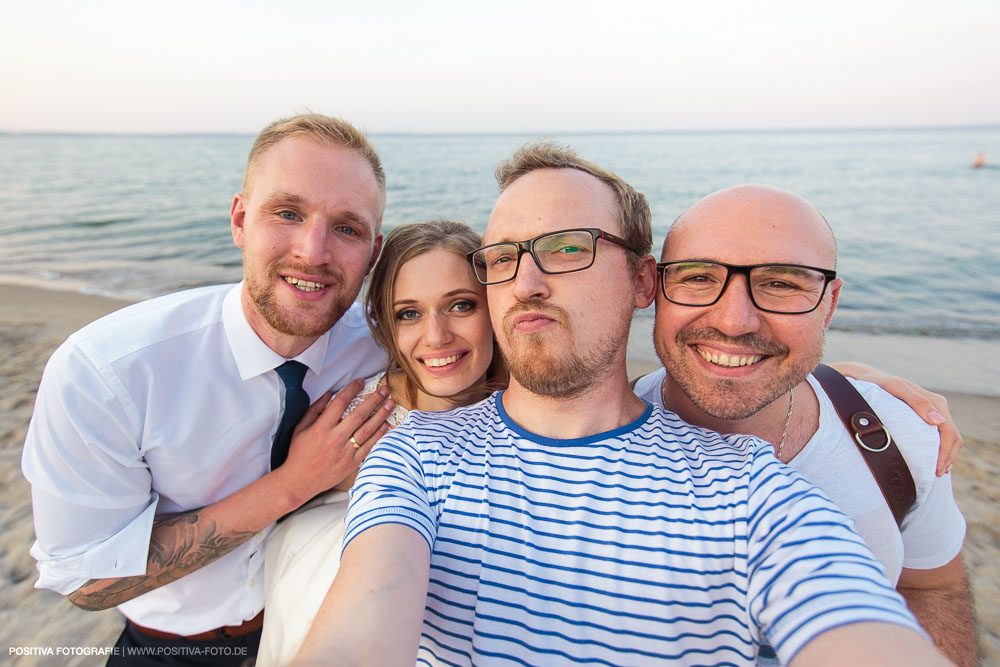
[3, 284, 998, 664]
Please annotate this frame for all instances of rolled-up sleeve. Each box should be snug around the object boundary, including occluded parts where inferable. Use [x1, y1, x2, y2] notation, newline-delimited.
[22, 339, 156, 593]
[29, 487, 157, 593]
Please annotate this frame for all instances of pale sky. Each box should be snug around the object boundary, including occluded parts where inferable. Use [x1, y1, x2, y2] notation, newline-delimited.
[2, 0, 997, 134]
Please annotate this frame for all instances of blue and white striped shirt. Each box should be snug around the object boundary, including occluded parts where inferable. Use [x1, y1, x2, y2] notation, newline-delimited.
[345, 392, 918, 666]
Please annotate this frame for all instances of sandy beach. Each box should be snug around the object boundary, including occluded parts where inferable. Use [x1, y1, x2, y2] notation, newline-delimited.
[2, 283, 998, 665]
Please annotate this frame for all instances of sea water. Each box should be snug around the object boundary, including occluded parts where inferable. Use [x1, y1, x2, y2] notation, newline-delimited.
[1, 128, 998, 391]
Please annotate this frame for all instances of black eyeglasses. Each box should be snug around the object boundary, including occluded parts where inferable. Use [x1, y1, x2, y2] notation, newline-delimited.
[468, 228, 638, 285]
[657, 260, 837, 314]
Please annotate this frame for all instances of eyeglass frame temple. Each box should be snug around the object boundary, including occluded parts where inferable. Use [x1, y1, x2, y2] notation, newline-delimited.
[654, 260, 837, 314]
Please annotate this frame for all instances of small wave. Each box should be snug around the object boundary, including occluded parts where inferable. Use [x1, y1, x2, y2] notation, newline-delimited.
[80, 285, 160, 300]
[71, 217, 139, 227]
[830, 315, 1000, 341]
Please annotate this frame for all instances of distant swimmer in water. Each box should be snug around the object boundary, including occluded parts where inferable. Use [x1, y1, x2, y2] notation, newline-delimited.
[973, 152, 986, 168]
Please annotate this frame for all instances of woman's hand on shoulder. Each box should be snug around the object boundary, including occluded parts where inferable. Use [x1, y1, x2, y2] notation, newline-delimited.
[828, 361, 961, 476]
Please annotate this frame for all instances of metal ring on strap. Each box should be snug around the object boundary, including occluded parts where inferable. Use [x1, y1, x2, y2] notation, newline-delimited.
[855, 427, 892, 453]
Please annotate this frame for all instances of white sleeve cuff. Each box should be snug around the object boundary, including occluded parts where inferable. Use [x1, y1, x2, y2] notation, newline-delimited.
[31, 497, 157, 595]
[900, 472, 967, 569]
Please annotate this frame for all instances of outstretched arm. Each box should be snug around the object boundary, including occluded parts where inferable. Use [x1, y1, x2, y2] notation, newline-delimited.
[295, 524, 430, 666]
[897, 554, 976, 667]
[67, 381, 394, 611]
[828, 361, 961, 476]
[790, 622, 951, 666]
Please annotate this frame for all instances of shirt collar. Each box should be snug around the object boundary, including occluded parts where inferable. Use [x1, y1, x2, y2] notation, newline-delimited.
[222, 283, 331, 380]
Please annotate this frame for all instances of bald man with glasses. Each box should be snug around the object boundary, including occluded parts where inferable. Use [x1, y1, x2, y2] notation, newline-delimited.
[634, 184, 973, 665]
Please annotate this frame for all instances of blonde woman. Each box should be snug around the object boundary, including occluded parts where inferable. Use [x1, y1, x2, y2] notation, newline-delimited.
[257, 220, 503, 664]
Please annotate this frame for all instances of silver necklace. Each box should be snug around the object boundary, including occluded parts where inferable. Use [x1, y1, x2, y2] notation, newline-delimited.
[776, 390, 794, 462]
[659, 379, 795, 461]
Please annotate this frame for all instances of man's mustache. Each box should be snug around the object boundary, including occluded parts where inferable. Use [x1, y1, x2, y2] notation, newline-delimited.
[501, 300, 570, 338]
[676, 327, 788, 357]
[270, 262, 340, 285]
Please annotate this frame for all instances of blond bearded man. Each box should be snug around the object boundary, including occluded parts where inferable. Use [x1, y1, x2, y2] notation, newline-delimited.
[23, 114, 394, 665]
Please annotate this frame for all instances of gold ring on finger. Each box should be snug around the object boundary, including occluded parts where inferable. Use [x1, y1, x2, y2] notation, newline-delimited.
[349, 436, 360, 449]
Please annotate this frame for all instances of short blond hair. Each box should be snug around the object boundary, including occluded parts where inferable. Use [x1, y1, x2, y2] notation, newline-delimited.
[243, 113, 386, 217]
[495, 142, 652, 270]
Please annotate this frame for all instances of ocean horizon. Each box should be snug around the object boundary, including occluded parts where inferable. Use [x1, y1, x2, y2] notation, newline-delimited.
[3, 122, 998, 136]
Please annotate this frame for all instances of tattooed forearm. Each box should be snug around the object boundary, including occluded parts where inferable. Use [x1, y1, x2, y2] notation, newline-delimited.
[67, 510, 256, 611]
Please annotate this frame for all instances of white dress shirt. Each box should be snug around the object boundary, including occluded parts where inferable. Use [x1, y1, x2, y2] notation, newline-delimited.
[22, 283, 386, 635]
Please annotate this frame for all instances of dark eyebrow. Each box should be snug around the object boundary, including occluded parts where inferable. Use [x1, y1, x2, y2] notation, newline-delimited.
[756, 265, 816, 277]
[392, 289, 481, 307]
[443, 289, 481, 298]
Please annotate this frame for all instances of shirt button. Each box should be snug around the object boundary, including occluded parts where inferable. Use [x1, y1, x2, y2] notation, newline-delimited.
[250, 579, 256, 588]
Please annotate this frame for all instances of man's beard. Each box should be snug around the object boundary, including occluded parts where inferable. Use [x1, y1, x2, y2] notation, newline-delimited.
[655, 324, 820, 421]
[501, 299, 632, 399]
[245, 262, 351, 338]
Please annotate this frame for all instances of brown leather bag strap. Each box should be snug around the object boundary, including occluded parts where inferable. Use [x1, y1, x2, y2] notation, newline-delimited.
[812, 363, 916, 527]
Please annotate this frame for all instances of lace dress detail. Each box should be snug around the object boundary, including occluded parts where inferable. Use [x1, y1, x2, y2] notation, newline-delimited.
[342, 372, 410, 428]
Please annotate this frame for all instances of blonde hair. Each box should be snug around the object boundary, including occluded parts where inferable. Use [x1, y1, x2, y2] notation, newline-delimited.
[243, 113, 386, 220]
[364, 220, 505, 407]
[495, 141, 652, 271]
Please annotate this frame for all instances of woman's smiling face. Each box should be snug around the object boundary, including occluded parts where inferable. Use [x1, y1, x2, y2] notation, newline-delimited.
[392, 248, 494, 410]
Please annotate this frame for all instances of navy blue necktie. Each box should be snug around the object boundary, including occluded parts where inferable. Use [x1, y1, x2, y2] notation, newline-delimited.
[270, 360, 310, 470]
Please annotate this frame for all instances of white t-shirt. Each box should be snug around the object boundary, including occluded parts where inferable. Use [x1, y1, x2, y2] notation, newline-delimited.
[345, 392, 920, 665]
[22, 284, 386, 635]
[633, 367, 966, 583]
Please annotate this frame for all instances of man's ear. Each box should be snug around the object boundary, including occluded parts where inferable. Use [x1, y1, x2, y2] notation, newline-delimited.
[633, 254, 658, 309]
[230, 194, 247, 249]
[367, 233, 384, 274]
[823, 277, 843, 329]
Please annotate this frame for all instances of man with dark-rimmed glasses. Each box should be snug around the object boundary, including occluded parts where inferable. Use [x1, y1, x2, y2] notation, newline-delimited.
[296, 145, 949, 666]
[634, 183, 972, 665]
